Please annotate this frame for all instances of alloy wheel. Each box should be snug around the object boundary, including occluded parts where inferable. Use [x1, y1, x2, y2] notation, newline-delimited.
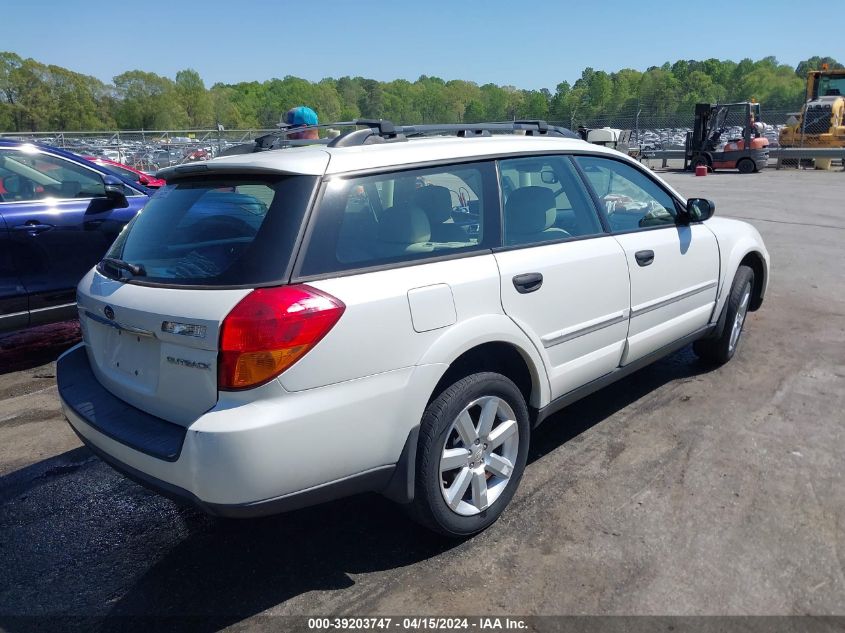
[729, 283, 752, 353]
[439, 396, 519, 516]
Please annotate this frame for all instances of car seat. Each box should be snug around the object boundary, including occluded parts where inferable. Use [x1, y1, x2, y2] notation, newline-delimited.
[376, 205, 434, 257]
[504, 186, 570, 245]
[413, 185, 467, 243]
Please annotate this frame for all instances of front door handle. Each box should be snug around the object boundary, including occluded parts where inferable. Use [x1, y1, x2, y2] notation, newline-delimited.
[635, 250, 655, 267]
[12, 221, 54, 234]
[513, 272, 543, 294]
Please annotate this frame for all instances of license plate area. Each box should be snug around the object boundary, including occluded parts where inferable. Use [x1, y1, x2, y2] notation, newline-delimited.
[89, 321, 160, 392]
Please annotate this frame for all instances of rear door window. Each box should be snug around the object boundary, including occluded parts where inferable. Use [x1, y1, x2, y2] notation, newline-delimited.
[103, 175, 317, 286]
[297, 161, 499, 277]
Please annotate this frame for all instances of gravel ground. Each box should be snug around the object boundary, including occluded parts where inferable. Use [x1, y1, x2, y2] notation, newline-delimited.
[0, 168, 843, 629]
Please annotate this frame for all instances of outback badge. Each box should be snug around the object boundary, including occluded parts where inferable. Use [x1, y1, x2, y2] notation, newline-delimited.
[166, 356, 211, 371]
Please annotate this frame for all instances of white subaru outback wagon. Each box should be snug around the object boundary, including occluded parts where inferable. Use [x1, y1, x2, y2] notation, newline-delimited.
[57, 121, 769, 536]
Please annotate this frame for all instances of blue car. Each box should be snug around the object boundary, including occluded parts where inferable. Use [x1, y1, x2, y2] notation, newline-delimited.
[0, 141, 151, 332]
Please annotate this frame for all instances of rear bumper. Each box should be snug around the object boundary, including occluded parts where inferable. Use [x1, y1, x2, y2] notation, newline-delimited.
[58, 348, 186, 462]
[67, 419, 393, 517]
[58, 344, 436, 516]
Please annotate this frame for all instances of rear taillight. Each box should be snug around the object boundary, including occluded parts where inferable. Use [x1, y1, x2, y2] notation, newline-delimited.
[218, 285, 345, 391]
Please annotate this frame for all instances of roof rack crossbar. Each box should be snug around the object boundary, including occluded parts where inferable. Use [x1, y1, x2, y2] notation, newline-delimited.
[351, 119, 399, 137]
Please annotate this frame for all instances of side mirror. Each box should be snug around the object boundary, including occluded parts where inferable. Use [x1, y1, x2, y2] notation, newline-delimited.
[686, 198, 715, 222]
[102, 174, 128, 208]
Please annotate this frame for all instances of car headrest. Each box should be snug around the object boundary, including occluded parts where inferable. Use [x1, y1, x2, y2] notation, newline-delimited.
[392, 176, 418, 209]
[413, 185, 453, 224]
[378, 206, 431, 244]
[505, 186, 556, 234]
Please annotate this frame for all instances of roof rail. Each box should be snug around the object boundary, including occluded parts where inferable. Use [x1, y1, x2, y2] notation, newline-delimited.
[221, 119, 580, 156]
[327, 119, 578, 147]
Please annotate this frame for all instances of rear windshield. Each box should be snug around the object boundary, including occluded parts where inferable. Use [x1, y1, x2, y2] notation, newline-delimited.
[102, 175, 317, 286]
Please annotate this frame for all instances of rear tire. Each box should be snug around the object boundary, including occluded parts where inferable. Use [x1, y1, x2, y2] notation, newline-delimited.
[408, 372, 530, 537]
[737, 158, 756, 174]
[693, 265, 754, 365]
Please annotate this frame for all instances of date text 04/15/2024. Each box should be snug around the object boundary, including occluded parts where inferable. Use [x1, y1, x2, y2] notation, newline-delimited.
[306, 617, 528, 630]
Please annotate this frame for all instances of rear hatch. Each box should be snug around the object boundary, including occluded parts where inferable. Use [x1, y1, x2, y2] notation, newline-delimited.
[77, 173, 319, 426]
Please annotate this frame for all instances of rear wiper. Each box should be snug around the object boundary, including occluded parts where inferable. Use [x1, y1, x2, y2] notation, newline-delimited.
[101, 257, 146, 277]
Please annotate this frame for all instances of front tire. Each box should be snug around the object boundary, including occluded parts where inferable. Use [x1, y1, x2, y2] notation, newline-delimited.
[408, 372, 530, 537]
[694, 265, 754, 365]
[691, 155, 710, 171]
[737, 158, 756, 174]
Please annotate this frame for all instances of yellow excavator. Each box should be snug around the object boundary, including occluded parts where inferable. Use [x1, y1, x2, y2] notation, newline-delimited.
[779, 65, 845, 153]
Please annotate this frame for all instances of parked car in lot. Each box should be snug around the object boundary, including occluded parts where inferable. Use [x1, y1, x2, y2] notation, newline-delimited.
[57, 121, 769, 536]
[83, 156, 165, 189]
[0, 141, 150, 332]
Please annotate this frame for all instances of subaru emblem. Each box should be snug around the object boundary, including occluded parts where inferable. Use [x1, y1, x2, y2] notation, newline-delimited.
[104, 305, 115, 320]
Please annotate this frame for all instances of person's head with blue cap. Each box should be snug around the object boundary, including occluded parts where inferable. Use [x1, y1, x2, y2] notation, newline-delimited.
[283, 106, 319, 140]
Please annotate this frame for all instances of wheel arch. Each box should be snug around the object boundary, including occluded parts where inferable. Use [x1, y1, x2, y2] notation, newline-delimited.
[740, 250, 767, 311]
[382, 323, 550, 506]
[707, 218, 770, 321]
[428, 342, 537, 412]
[415, 315, 551, 409]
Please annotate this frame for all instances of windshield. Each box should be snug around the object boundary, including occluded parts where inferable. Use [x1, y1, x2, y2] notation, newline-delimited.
[817, 75, 845, 98]
[102, 175, 317, 286]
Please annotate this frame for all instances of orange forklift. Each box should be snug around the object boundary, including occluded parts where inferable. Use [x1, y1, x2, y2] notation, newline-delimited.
[684, 102, 770, 173]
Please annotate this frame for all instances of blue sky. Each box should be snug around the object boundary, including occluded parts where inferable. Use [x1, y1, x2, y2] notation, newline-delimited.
[2, 0, 832, 90]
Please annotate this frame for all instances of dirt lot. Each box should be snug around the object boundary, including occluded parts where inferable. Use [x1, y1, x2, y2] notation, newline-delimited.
[0, 168, 843, 627]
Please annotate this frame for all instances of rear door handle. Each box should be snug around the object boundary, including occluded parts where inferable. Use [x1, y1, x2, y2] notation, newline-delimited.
[512, 272, 543, 294]
[635, 250, 655, 267]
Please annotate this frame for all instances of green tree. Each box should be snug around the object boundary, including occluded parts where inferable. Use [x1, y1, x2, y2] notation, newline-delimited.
[522, 90, 549, 119]
[0, 52, 840, 132]
[796, 56, 844, 78]
[0, 52, 24, 130]
[44, 66, 112, 130]
[11, 58, 52, 131]
[480, 83, 508, 121]
[463, 100, 485, 123]
[679, 70, 725, 111]
[638, 68, 680, 121]
[549, 81, 571, 122]
[175, 69, 212, 127]
[113, 70, 186, 129]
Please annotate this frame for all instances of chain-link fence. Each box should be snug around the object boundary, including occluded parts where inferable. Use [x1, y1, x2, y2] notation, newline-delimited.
[0, 129, 278, 171]
[0, 104, 839, 172]
[550, 105, 842, 168]
[549, 109, 796, 151]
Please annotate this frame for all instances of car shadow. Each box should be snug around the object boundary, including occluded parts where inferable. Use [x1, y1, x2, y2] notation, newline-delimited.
[0, 447, 454, 632]
[0, 321, 81, 375]
[0, 346, 714, 631]
[528, 344, 713, 464]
